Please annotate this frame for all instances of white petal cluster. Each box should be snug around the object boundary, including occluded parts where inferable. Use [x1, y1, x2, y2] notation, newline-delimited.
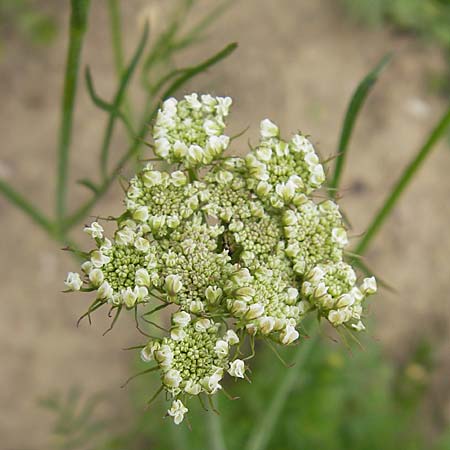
[302, 262, 377, 329]
[245, 122, 325, 208]
[153, 94, 232, 167]
[65, 93, 377, 425]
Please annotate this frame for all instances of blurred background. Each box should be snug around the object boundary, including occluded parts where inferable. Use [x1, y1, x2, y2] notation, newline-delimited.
[0, 0, 449, 449]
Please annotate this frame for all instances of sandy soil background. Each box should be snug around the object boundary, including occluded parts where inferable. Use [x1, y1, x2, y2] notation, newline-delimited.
[1, 1, 449, 448]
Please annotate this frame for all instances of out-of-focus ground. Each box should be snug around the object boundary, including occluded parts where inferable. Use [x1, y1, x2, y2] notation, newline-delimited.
[0, 0, 449, 448]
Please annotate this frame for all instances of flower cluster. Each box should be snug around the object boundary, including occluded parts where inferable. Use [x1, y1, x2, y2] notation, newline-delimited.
[64, 93, 377, 424]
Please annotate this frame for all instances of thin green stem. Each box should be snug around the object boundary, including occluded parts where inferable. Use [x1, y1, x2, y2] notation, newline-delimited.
[107, 0, 125, 78]
[99, 23, 148, 178]
[56, 0, 91, 223]
[330, 54, 390, 198]
[245, 330, 319, 450]
[208, 408, 227, 450]
[0, 178, 54, 233]
[354, 105, 450, 256]
[107, 0, 134, 122]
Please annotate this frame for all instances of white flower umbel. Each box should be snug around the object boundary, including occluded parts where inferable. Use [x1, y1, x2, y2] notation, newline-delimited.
[65, 92, 377, 424]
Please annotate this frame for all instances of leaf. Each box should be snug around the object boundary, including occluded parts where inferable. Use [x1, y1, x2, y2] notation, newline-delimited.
[330, 53, 391, 196]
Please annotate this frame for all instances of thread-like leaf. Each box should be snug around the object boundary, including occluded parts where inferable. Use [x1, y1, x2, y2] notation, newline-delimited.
[0, 178, 54, 233]
[330, 54, 391, 196]
[99, 22, 149, 176]
[56, 0, 91, 221]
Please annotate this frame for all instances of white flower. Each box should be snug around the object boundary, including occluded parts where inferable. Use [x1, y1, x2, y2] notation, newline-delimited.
[91, 250, 110, 268]
[164, 369, 182, 388]
[256, 180, 272, 197]
[170, 327, 186, 341]
[194, 318, 211, 332]
[140, 341, 160, 362]
[260, 118, 279, 138]
[65, 272, 82, 291]
[168, 399, 188, 425]
[135, 268, 150, 286]
[162, 97, 178, 116]
[98, 281, 113, 300]
[189, 300, 204, 314]
[228, 359, 245, 378]
[328, 309, 347, 326]
[185, 93, 202, 109]
[88, 268, 104, 287]
[133, 206, 149, 222]
[205, 286, 223, 305]
[165, 274, 183, 296]
[275, 181, 296, 203]
[81, 261, 93, 274]
[258, 316, 275, 335]
[336, 293, 354, 308]
[173, 141, 188, 160]
[201, 373, 222, 394]
[332, 227, 348, 247]
[287, 287, 299, 303]
[224, 329, 239, 345]
[203, 119, 221, 136]
[122, 287, 138, 308]
[246, 303, 265, 320]
[172, 311, 191, 328]
[154, 138, 170, 159]
[184, 380, 202, 395]
[352, 320, 366, 332]
[142, 169, 163, 187]
[280, 325, 299, 345]
[361, 276, 377, 295]
[171, 170, 187, 186]
[115, 228, 135, 246]
[310, 164, 325, 186]
[84, 222, 104, 239]
[155, 345, 173, 368]
[214, 340, 229, 358]
[187, 144, 204, 165]
[216, 96, 232, 116]
[231, 300, 248, 316]
[256, 146, 272, 162]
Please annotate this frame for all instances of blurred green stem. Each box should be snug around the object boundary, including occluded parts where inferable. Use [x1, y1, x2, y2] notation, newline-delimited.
[208, 409, 227, 450]
[354, 105, 450, 256]
[245, 329, 319, 450]
[107, 0, 134, 122]
[0, 178, 54, 234]
[107, 0, 125, 77]
[330, 54, 390, 198]
[56, 0, 91, 223]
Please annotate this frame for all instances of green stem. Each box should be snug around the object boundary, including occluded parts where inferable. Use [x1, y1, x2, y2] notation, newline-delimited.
[245, 331, 319, 450]
[107, 0, 134, 122]
[208, 409, 227, 450]
[0, 178, 54, 233]
[330, 54, 390, 198]
[56, 0, 91, 223]
[354, 105, 450, 256]
[99, 24, 148, 178]
[107, 0, 125, 77]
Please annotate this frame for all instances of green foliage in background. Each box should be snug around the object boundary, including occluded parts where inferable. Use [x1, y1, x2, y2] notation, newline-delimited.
[0, 0, 57, 49]
[42, 337, 450, 450]
[342, 0, 450, 93]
